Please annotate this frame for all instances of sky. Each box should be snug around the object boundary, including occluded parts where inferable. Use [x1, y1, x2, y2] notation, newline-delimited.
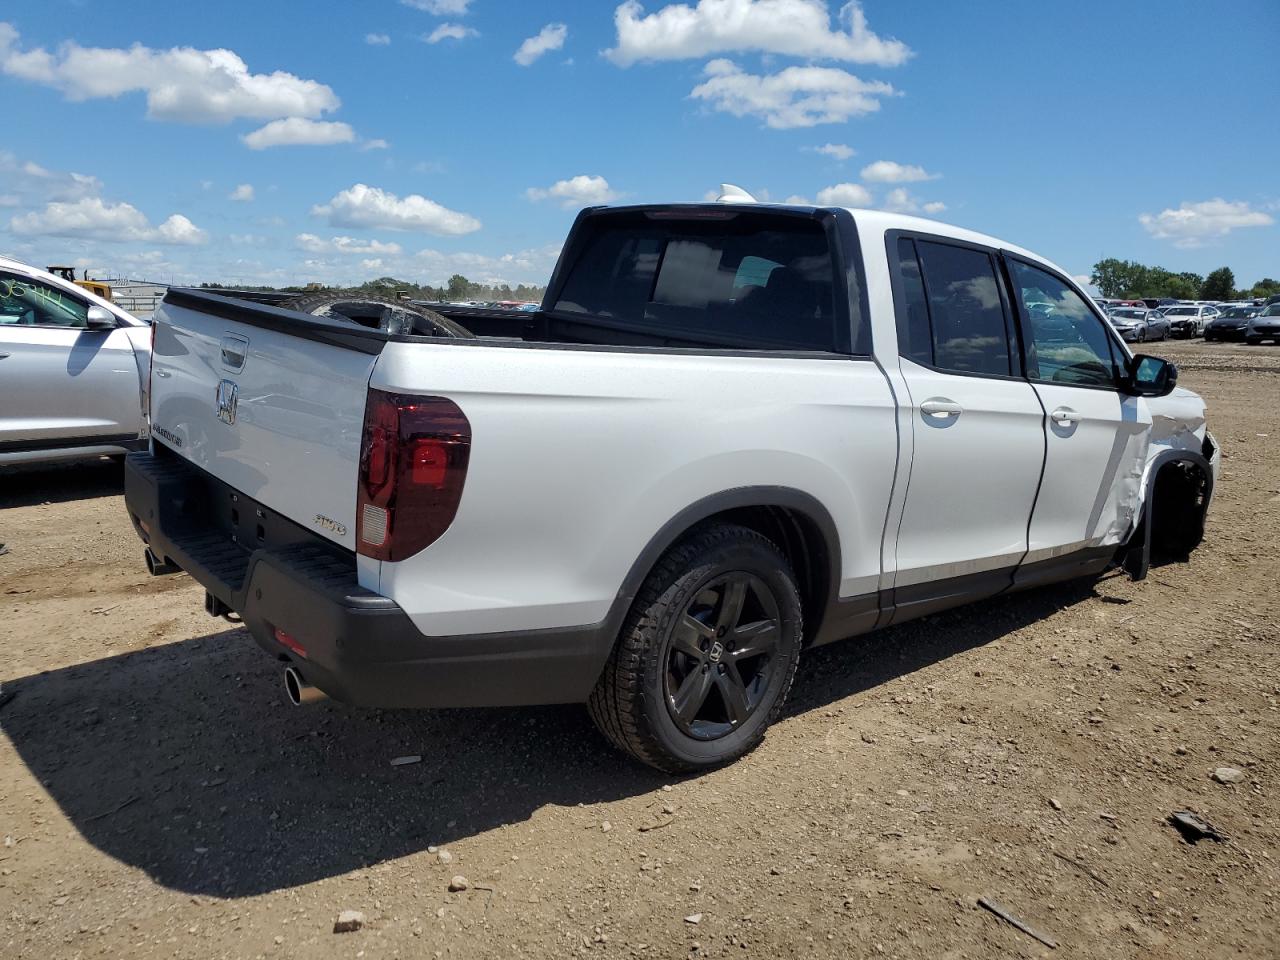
[1, 0, 1277, 291]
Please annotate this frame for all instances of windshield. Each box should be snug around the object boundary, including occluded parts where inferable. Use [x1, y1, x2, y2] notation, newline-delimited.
[1111, 309, 1145, 320]
[1164, 307, 1197, 315]
[1223, 307, 1255, 318]
[1264, 304, 1280, 317]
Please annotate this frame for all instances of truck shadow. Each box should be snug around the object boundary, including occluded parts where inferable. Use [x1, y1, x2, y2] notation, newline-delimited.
[0, 457, 124, 508]
[1, 576, 1106, 899]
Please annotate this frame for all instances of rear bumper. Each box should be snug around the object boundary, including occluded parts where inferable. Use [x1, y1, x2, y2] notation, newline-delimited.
[124, 447, 608, 708]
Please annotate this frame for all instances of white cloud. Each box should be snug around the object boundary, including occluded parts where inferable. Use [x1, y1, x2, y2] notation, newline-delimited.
[0, 151, 102, 203]
[401, 0, 472, 13]
[690, 59, 895, 128]
[312, 183, 481, 235]
[816, 183, 872, 206]
[9, 197, 208, 245]
[360, 138, 391, 151]
[880, 187, 918, 212]
[365, 33, 392, 46]
[228, 183, 254, 202]
[514, 24, 568, 66]
[525, 175, 618, 208]
[0, 21, 339, 124]
[242, 117, 356, 149]
[1138, 198, 1274, 249]
[861, 160, 938, 183]
[424, 23, 479, 43]
[295, 234, 404, 256]
[922, 200, 946, 215]
[809, 142, 855, 161]
[605, 0, 910, 67]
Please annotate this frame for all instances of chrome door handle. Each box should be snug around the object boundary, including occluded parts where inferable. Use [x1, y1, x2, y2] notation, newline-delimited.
[1051, 407, 1080, 425]
[0, 352, 10, 359]
[920, 398, 963, 418]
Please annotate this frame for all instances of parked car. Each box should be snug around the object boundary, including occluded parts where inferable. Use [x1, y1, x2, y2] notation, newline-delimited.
[124, 201, 1218, 772]
[1204, 305, 1261, 341]
[1245, 304, 1280, 344]
[1161, 304, 1218, 338]
[0, 256, 151, 465]
[1107, 307, 1168, 342]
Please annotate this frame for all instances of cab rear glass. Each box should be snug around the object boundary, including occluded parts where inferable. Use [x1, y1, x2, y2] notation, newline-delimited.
[550, 211, 843, 351]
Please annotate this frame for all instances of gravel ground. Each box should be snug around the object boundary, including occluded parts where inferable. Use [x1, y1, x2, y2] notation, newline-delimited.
[1, 338, 1276, 959]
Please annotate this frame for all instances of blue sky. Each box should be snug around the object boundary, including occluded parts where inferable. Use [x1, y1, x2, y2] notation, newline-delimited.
[1, 0, 1277, 290]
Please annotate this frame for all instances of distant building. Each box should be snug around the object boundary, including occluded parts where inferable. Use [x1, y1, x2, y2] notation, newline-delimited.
[101, 279, 168, 318]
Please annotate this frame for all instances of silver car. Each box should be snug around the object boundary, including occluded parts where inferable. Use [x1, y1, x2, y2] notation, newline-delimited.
[1106, 307, 1168, 343]
[0, 257, 151, 465]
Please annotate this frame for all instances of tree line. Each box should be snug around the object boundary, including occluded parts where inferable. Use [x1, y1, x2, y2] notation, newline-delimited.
[200, 274, 547, 303]
[1090, 259, 1279, 302]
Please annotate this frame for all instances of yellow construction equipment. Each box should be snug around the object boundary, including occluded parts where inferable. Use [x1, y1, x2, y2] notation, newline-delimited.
[47, 266, 113, 301]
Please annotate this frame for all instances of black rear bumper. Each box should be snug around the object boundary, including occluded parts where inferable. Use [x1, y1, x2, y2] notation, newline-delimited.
[124, 447, 608, 708]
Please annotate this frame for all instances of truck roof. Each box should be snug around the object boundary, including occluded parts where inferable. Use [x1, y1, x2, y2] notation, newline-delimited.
[587, 203, 1077, 293]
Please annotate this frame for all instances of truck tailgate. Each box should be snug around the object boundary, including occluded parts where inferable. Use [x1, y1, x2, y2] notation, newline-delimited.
[149, 293, 379, 551]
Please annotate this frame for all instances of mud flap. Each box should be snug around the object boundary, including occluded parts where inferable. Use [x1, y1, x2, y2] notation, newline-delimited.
[1120, 508, 1151, 581]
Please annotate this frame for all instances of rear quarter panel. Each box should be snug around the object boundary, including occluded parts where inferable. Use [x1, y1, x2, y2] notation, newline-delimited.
[371, 342, 898, 636]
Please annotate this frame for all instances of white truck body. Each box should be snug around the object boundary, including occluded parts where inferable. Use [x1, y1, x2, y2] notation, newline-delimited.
[126, 202, 1218, 770]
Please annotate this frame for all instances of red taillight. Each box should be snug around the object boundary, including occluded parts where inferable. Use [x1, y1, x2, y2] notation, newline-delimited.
[355, 389, 471, 562]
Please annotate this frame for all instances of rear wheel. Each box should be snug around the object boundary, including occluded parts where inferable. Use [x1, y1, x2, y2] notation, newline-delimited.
[279, 294, 474, 338]
[587, 524, 803, 772]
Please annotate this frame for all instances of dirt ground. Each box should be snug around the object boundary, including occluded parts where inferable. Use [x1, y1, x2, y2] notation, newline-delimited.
[1, 338, 1276, 960]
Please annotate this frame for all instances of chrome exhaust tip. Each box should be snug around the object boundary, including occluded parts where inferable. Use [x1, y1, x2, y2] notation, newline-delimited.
[283, 666, 326, 706]
[144, 548, 180, 576]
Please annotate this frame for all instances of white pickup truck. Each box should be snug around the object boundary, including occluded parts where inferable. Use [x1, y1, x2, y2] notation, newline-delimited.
[125, 201, 1218, 771]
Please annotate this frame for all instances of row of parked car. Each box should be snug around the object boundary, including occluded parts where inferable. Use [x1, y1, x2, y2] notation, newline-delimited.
[1094, 297, 1280, 344]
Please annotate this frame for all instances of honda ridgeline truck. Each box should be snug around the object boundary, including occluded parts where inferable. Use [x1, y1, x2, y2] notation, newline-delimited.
[125, 200, 1218, 771]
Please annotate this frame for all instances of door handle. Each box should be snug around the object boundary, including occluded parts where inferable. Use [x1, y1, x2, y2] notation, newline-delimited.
[0, 352, 10, 359]
[1050, 407, 1080, 425]
[920, 398, 963, 418]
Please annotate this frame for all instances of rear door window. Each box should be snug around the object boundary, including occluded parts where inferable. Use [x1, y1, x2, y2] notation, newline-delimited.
[892, 238, 1013, 377]
[551, 212, 844, 351]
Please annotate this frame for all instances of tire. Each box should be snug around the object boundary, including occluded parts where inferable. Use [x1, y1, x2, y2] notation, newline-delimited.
[1137, 326, 1147, 343]
[279, 294, 474, 338]
[1246, 337, 1262, 345]
[587, 523, 803, 773]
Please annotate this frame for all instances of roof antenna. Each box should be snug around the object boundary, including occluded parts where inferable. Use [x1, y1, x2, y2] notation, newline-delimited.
[716, 183, 758, 204]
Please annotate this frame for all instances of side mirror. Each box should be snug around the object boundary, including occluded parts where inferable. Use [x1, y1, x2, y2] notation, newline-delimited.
[86, 305, 116, 330]
[1125, 354, 1177, 397]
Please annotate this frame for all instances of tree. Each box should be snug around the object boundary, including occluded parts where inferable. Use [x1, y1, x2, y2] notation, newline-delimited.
[1091, 259, 1145, 298]
[445, 273, 473, 301]
[1249, 278, 1280, 299]
[1200, 267, 1235, 301]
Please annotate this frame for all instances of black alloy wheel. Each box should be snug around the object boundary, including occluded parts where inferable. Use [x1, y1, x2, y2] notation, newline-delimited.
[587, 523, 803, 772]
[663, 572, 780, 740]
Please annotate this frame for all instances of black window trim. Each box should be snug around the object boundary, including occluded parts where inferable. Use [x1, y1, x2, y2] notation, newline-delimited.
[1000, 250, 1129, 394]
[542, 203, 872, 360]
[884, 228, 1027, 383]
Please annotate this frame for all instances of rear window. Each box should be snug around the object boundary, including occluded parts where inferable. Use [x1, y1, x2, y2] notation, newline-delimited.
[550, 211, 846, 351]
